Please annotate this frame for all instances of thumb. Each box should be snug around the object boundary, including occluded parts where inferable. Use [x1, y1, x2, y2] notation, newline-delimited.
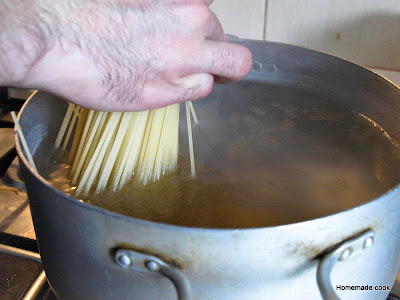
[175, 73, 214, 102]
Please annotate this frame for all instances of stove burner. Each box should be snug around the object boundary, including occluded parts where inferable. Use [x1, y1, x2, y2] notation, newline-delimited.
[0, 88, 27, 193]
[0, 87, 27, 112]
[0, 147, 25, 192]
[0, 147, 17, 179]
[0, 233, 56, 300]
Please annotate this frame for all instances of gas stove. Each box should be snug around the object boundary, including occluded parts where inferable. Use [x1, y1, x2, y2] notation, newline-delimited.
[0, 87, 57, 299]
[0, 87, 399, 300]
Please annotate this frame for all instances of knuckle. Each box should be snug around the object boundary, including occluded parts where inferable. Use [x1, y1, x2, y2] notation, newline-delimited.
[177, 83, 200, 101]
[192, 4, 211, 26]
[176, 73, 214, 101]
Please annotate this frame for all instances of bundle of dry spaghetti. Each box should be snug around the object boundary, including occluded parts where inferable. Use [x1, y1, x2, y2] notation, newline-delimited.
[55, 102, 197, 197]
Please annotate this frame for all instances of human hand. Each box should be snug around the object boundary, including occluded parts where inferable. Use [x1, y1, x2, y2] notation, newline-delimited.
[0, 0, 252, 111]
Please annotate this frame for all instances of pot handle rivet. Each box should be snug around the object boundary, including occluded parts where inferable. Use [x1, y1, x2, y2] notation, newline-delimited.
[252, 62, 262, 71]
[266, 64, 277, 72]
[116, 253, 132, 268]
[363, 236, 374, 249]
[316, 230, 375, 300]
[145, 260, 160, 272]
[115, 249, 192, 300]
[338, 247, 352, 261]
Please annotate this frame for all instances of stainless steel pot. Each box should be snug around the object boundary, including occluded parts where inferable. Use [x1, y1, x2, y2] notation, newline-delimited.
[15, 39, 400, 300]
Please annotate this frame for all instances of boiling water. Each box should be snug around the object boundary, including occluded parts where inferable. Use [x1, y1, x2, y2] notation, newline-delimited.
[47, 90, 400, 228]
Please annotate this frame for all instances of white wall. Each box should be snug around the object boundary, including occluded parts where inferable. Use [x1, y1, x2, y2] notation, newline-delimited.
[210, 0, 400, 70]
[210, 0, 266, 40]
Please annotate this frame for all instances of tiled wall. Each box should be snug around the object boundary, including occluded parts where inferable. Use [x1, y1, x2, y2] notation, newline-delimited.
[210, 0, 400, 70]
[211, 0, 266, 40]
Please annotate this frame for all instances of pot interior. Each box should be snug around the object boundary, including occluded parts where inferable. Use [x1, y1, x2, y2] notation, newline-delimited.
[21, 41, 400, 229]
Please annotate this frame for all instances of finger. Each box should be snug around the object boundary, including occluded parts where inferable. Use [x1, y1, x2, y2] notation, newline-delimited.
[139, 73, 214, 109]
[204, 9, 226, 41]
[202, 0, 214, 6]
[201, 40, 252, 82]
[175, 73, 214, 102]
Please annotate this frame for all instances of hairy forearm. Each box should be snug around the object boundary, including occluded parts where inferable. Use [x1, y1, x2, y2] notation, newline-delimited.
[0, 0, 251, 111]
[0, 0, 151, 99]
[0, 0, 60, 86]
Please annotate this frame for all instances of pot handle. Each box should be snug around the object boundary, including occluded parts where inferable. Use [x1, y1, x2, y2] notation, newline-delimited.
[316, 230, 375, 300]
[115, 248, 192, 300]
